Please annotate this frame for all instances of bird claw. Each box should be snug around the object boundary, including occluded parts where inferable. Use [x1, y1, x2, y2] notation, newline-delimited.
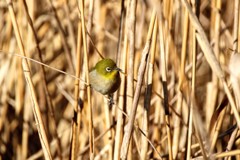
[105, 94, 114, 106]
[108, 96, 114, 106]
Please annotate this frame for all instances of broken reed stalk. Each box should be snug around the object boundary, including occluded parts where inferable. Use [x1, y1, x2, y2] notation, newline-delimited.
[79, 0, 94, 159]
[5, 0, 52, 159]
[140, 17, 158, 160]
[120, 10, 156, 160]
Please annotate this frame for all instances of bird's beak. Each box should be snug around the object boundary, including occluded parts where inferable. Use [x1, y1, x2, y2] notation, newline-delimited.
[114, 67, 123, 73]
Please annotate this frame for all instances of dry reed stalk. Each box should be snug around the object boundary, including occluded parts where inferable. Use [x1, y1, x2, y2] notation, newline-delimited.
[120, 10, 156, 160]
[216, 149, 240, 159]
[233, 0, 240, 52]
[112, 1, 125, 145]
[22, 94, 32, 160]
[113, 1, 129, 159]
[22, 0, 63, 158]
[189, 2, 208, 159]
[70, 21, 82, 159]
[15, 47, 24, 116]
[151, 8, 162, 160]
[192, 149, 240, 159]
[126, 0, 137, 159]
[15, 0, 25, 119]
[172, 2, 189, 158]
[76, 24, 91, 160]
[172, 91, 183, 159]
[17, 48, 25, 159]
[140, 17, 157, 160]
[85, 8, 95, 159]
[166, 0, 173, 29]
[209, 99, 227, 152]
[113, 22, 128, 160]
[186, 100, 193, 160]
[79, 0, 94, 159]
[151, 83, 164, 158]
[103, 97, 113, 159]
[205, 0, 221, 130]
[5, 0, 52, 159]
[186, 3, 195, 159]
[135, 1, 145, 49]
[20, 1, 32, 158]
[224, 128, 238, 160]
[158, 3, 173, 159]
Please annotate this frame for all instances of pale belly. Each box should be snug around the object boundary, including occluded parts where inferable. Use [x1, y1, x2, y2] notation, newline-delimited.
[89, 70, 120, 95]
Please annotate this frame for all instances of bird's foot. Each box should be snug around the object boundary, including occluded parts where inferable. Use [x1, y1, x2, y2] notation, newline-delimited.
[105, 94, 114, 106]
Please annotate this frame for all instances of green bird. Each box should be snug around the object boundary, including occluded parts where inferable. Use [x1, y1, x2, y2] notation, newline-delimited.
[89, 59, 121, 95]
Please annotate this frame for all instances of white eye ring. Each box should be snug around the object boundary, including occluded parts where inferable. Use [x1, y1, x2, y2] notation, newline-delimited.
[106, 67, 112, 72]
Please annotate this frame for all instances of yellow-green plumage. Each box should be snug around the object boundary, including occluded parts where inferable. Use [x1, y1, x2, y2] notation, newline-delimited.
[89, 59, 121, 95]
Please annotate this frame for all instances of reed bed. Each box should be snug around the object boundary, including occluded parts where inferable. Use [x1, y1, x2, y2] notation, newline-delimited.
[1, 0, 240, 159]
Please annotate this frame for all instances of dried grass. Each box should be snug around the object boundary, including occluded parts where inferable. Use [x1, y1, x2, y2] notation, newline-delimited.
[1, 0, 240, 159]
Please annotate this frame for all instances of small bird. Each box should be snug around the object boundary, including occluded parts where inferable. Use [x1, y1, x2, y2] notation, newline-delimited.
[89, 59, 121, 95]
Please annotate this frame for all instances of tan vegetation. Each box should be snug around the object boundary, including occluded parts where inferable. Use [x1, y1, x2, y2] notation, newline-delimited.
[0, 0, 240, 159]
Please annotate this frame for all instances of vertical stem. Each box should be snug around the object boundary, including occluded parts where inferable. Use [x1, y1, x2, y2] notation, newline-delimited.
[126, 0, 137, 159]
[141, 18, 158, 160]
[159, 4, 173, 160]
[70, 21, 82, 159]
[79, 0, 94, 159]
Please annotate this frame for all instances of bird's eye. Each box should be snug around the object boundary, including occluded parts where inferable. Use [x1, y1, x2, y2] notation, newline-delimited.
[106, 67, 112, 72]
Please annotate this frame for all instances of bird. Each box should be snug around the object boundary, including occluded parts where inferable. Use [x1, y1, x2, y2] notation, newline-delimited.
[89, 58, 121, 95]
